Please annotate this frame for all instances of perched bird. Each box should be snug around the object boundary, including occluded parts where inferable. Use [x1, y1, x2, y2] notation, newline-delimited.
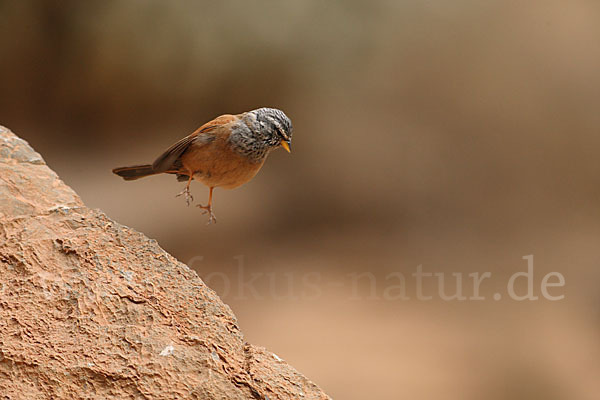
[112, 107, 293, 223]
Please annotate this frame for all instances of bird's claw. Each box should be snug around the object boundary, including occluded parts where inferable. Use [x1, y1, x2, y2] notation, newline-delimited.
[176, 187, 194, 206]
[197, 204, 217, 224]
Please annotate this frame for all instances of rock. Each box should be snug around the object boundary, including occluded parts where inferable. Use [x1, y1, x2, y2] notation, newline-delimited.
[0, 126, 330, 400]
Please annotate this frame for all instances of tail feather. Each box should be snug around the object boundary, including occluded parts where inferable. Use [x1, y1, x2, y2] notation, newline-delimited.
[112, 164, 156, 181]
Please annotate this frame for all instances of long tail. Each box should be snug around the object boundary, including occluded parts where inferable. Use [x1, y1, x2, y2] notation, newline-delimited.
[112, 164, 156, 181]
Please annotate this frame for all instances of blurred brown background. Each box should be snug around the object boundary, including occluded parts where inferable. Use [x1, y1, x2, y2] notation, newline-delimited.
[2, 0, 600, 398]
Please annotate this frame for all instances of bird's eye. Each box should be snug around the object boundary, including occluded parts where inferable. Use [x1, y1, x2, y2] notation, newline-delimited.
[276, 127, 287, 140]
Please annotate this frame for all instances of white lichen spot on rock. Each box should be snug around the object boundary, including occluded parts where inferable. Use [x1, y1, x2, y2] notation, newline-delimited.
[160, 345, 174, 356]
[48, 205, 75, 212]
[120, 270, 134, 281]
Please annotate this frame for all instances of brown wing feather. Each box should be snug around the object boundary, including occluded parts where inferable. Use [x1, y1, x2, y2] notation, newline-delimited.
[151, 114, 238, 173]
[151, 135, 196, 173]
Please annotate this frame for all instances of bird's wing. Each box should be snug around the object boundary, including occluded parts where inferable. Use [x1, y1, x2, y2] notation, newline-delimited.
[151, 114, 237, 173]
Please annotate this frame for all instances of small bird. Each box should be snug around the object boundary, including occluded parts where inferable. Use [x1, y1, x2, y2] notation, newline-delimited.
[112, 107, 293, 223]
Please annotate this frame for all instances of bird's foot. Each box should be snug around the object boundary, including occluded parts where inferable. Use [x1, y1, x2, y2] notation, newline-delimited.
[176, 187, 194, 206]
[197, 204, 217, 224]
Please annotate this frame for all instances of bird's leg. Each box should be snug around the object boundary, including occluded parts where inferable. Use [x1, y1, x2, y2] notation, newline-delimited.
[197, 187, 216, 224]
[176, 174, 194, 206]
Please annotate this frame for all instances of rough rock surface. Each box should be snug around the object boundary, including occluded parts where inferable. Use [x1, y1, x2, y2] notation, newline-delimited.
[0, 126, 330, 400]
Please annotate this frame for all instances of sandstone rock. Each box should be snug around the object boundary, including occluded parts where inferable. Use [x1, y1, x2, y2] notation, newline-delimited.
[0, 126, 330, 400]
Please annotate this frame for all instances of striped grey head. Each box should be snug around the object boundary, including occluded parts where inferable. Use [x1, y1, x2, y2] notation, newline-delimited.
[231, 107, 293, 161]
[253, 107, 293, 151]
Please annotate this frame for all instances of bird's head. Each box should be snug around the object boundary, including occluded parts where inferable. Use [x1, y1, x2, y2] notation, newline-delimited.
[253, 107, 293, 153]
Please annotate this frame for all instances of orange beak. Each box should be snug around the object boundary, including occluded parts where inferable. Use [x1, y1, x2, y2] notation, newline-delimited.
[281, 140, 291, 153]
